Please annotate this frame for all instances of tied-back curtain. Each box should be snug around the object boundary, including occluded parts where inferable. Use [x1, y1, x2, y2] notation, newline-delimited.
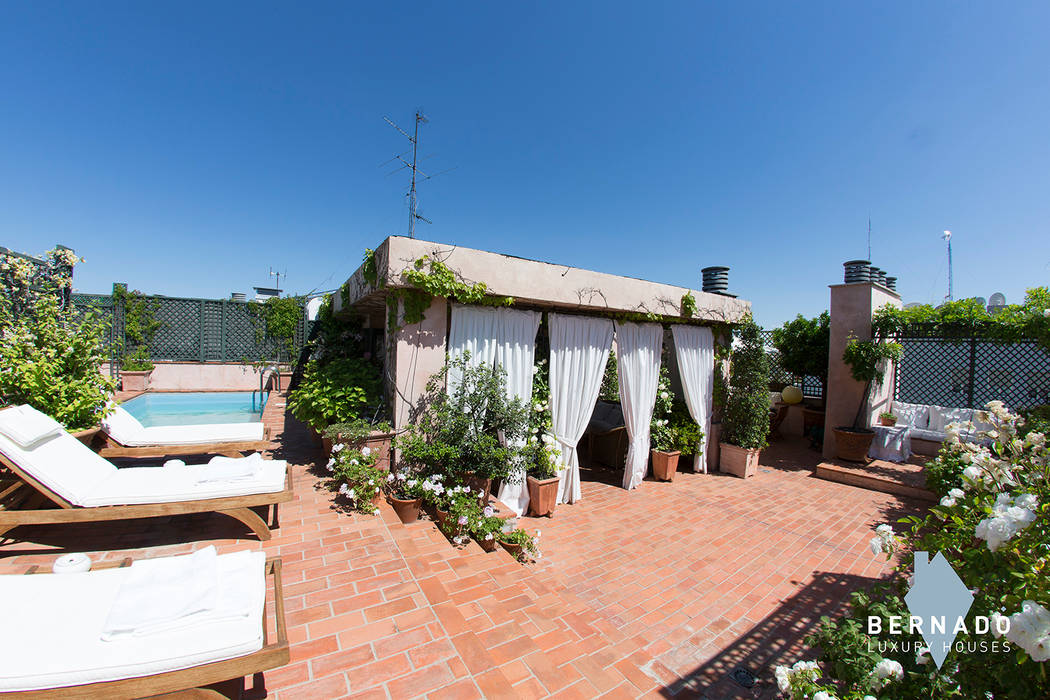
[672, 325, 715, 472]
[615, 322, 663, 490]
[447, 305, 500, 392]
[548, 313, 614, 504]
[495, 309, 542, 516]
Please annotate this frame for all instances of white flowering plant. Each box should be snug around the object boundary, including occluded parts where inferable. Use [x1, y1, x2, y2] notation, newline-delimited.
[523, 358, 561, 478]
[783, 401, 1050, 698]
[327, 443, 383, 515]
[648, 366, 705, 454]
[497, 522, 541, 562]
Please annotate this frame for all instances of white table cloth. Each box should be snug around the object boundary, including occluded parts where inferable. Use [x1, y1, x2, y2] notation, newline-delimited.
[868, 425, 911, 462]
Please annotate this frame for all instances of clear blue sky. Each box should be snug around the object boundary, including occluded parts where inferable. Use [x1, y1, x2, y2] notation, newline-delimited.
[2, 2, 1048, 327]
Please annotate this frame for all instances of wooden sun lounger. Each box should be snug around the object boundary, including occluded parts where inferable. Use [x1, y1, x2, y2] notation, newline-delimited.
[0, 454, 294, 542]
[0, 557, 289, 699]
[93, 425, 274, 460]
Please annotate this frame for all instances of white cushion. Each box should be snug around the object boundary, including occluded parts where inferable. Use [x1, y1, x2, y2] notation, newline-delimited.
[0, 550, 265, 692]
[130, 423, 265, 447]
[910, 427, 946, 442]
[928, 405, 974, 434]
[79, 459, 287, 507]
[0, 408, 117, 506]
[101, 404, 146, 445]
[0, 406, 64, 448]
[893, 402, 930, 429]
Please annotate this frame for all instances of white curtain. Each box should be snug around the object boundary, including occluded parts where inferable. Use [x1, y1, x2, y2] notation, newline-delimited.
[615, 322, 663, 490]
[549, 313, 613, 504]
[672, 325, 715, 472]
[447, 305, 500, 391]
[494, 309, 542, 516]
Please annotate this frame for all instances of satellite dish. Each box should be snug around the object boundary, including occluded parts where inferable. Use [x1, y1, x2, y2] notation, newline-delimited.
[904, 302, 923, 309]
[975, 297, 987, 308]
[989, 292, 1006, 307]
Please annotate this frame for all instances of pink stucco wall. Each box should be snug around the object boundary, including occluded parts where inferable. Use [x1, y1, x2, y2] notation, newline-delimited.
[103, 362, 271, 391]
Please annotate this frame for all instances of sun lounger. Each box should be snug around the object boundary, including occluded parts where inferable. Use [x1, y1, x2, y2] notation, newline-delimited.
[0, 405, 293, 541]
[97, 404, 272, 459]
[0, 548, 289, 698]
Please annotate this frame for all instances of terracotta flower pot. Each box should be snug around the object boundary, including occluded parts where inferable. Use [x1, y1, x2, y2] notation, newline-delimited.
[526, 476, 559, 517]
[120, 370, 152, 392]
[478, 536, 497, 552]
[833, 427, 875, 462]
[388, 496, 422, 523]
[435, 508, 450, 529]
[719, 442, 761, 478]
[322, 436, 333, 457]
[498, 540, 523, 559]
[879, 416, 896, 427]
[651, 450, 680, 482]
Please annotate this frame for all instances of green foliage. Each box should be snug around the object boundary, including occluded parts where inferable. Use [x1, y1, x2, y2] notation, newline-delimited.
[789, 403, 1050, 699]
[395, 354, 530, 482]
[598, 350, 619, 402]
[386, 254, 514, 330]
[498, 526, 540, 561]
[362, 248, 380, 287]
[771, 312, 830, 381]
[872, 287, 1050, 350]
[1020, 405, 1050, 438]
[0, 246, 80, 318]
[721, 316, 771, 449]
[842, 335, 903, 384]
[0, 273, 116, 430]
[680, 292, 698, 318]
[327, 443, 384, 515]
[650, 366, 677, 452]
[287, 357, 383, 430]
[322, 417, 392, 443]
[251, 295, 306, 364]
[522, 357, 561, 479]
[879, 411, 897, 421]
[113, 286, 161, 371]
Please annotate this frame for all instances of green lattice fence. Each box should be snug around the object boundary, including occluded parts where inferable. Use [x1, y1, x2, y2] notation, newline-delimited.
[72, 287, 311, 366]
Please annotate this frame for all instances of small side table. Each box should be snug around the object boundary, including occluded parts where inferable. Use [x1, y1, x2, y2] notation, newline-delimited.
[868, 425, 911, 462]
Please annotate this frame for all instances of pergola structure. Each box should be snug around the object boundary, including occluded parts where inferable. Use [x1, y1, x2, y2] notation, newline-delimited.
[336, 236, 751, 513]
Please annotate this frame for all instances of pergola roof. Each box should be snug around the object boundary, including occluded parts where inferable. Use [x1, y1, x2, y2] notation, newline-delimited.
[335, 236, 750, 324]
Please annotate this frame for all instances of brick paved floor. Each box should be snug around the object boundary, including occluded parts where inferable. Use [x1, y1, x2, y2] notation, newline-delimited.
[0, 399, 925, 699]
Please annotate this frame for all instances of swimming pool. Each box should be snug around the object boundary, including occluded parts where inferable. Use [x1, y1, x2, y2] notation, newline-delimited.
[121, 392, 267, 427]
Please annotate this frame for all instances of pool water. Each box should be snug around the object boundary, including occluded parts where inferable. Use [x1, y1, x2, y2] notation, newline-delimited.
[121, 392, 267, 427]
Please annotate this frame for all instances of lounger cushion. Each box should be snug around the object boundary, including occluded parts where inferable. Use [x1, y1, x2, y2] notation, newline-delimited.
[103, 403, 265, 446]
[0, 550, 266, 692]
[0, 408, 117, 506]
[79, 458, 287, 507]
[893, 401, 930, 429]
[0, 405, 64, 448]
[910, 427, 947, 442]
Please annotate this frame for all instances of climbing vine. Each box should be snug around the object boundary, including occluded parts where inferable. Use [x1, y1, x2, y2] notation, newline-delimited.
[362, 248, 380, 287]
[113, 286, 162, 371]
[249, 295, 307, 365]
[680, 291, 697, 318]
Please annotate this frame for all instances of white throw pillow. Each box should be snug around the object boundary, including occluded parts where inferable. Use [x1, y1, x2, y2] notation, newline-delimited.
[893, 402, 930, 429]
[928, 405, 974, 434]
[0, 405, 63, 448]
[102, 404, 146, 443]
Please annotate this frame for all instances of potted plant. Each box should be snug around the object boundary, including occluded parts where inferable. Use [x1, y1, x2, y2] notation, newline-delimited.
[469, 507, 505, 552]
[119, 346, 155, 392]
[719, 317, 771, 478]
[833, 334, 903, 462]
[384, 469, 436, 524]
[497, 524, 540, 562]
[322, 417, 394, 464]
[524, 361, 561, 517]
[287, 356, 383, 437]
[649, 367, 680, 481]
[879, 411, 897, 427]
[326, 443, 385, 515]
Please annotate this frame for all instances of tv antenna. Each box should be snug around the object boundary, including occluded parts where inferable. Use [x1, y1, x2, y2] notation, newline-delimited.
[941, 230, 953, 301]
[383, 111, 455, 238]
[269, 267, 286, 296]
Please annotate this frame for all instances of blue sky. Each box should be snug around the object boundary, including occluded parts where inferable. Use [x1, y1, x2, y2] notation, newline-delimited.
[1, 2, 1048, 327]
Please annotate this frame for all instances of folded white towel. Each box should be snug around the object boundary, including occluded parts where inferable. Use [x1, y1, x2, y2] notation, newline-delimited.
[197, 453, 264, 484]
[101, 546, 219, 641]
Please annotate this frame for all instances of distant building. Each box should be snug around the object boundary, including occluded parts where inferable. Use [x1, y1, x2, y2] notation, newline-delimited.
[253, 286, 281, 302]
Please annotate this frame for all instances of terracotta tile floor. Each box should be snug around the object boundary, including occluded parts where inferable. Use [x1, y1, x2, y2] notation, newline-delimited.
[0, 400, 926, 699]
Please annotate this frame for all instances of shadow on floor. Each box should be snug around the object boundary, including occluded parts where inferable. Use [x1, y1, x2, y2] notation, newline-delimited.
[658, 571, 882, 699]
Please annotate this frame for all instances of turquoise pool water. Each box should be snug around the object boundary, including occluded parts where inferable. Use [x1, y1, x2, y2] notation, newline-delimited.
[121, 391, 267, 427]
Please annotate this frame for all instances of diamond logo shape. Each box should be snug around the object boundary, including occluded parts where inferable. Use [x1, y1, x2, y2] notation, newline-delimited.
[904, 551, 974, 668]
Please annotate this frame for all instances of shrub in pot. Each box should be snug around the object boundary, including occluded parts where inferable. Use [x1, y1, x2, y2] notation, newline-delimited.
[878, 411, 897, 427]
[719, 317, 771, 478]
[649, 367, 680, 481]
[287, 356, 383, 434]
[119, 347, 155, 392]
[834, 334, 903, 462]
[523, 360, 561, 516]
[327, 443, 385, 515]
